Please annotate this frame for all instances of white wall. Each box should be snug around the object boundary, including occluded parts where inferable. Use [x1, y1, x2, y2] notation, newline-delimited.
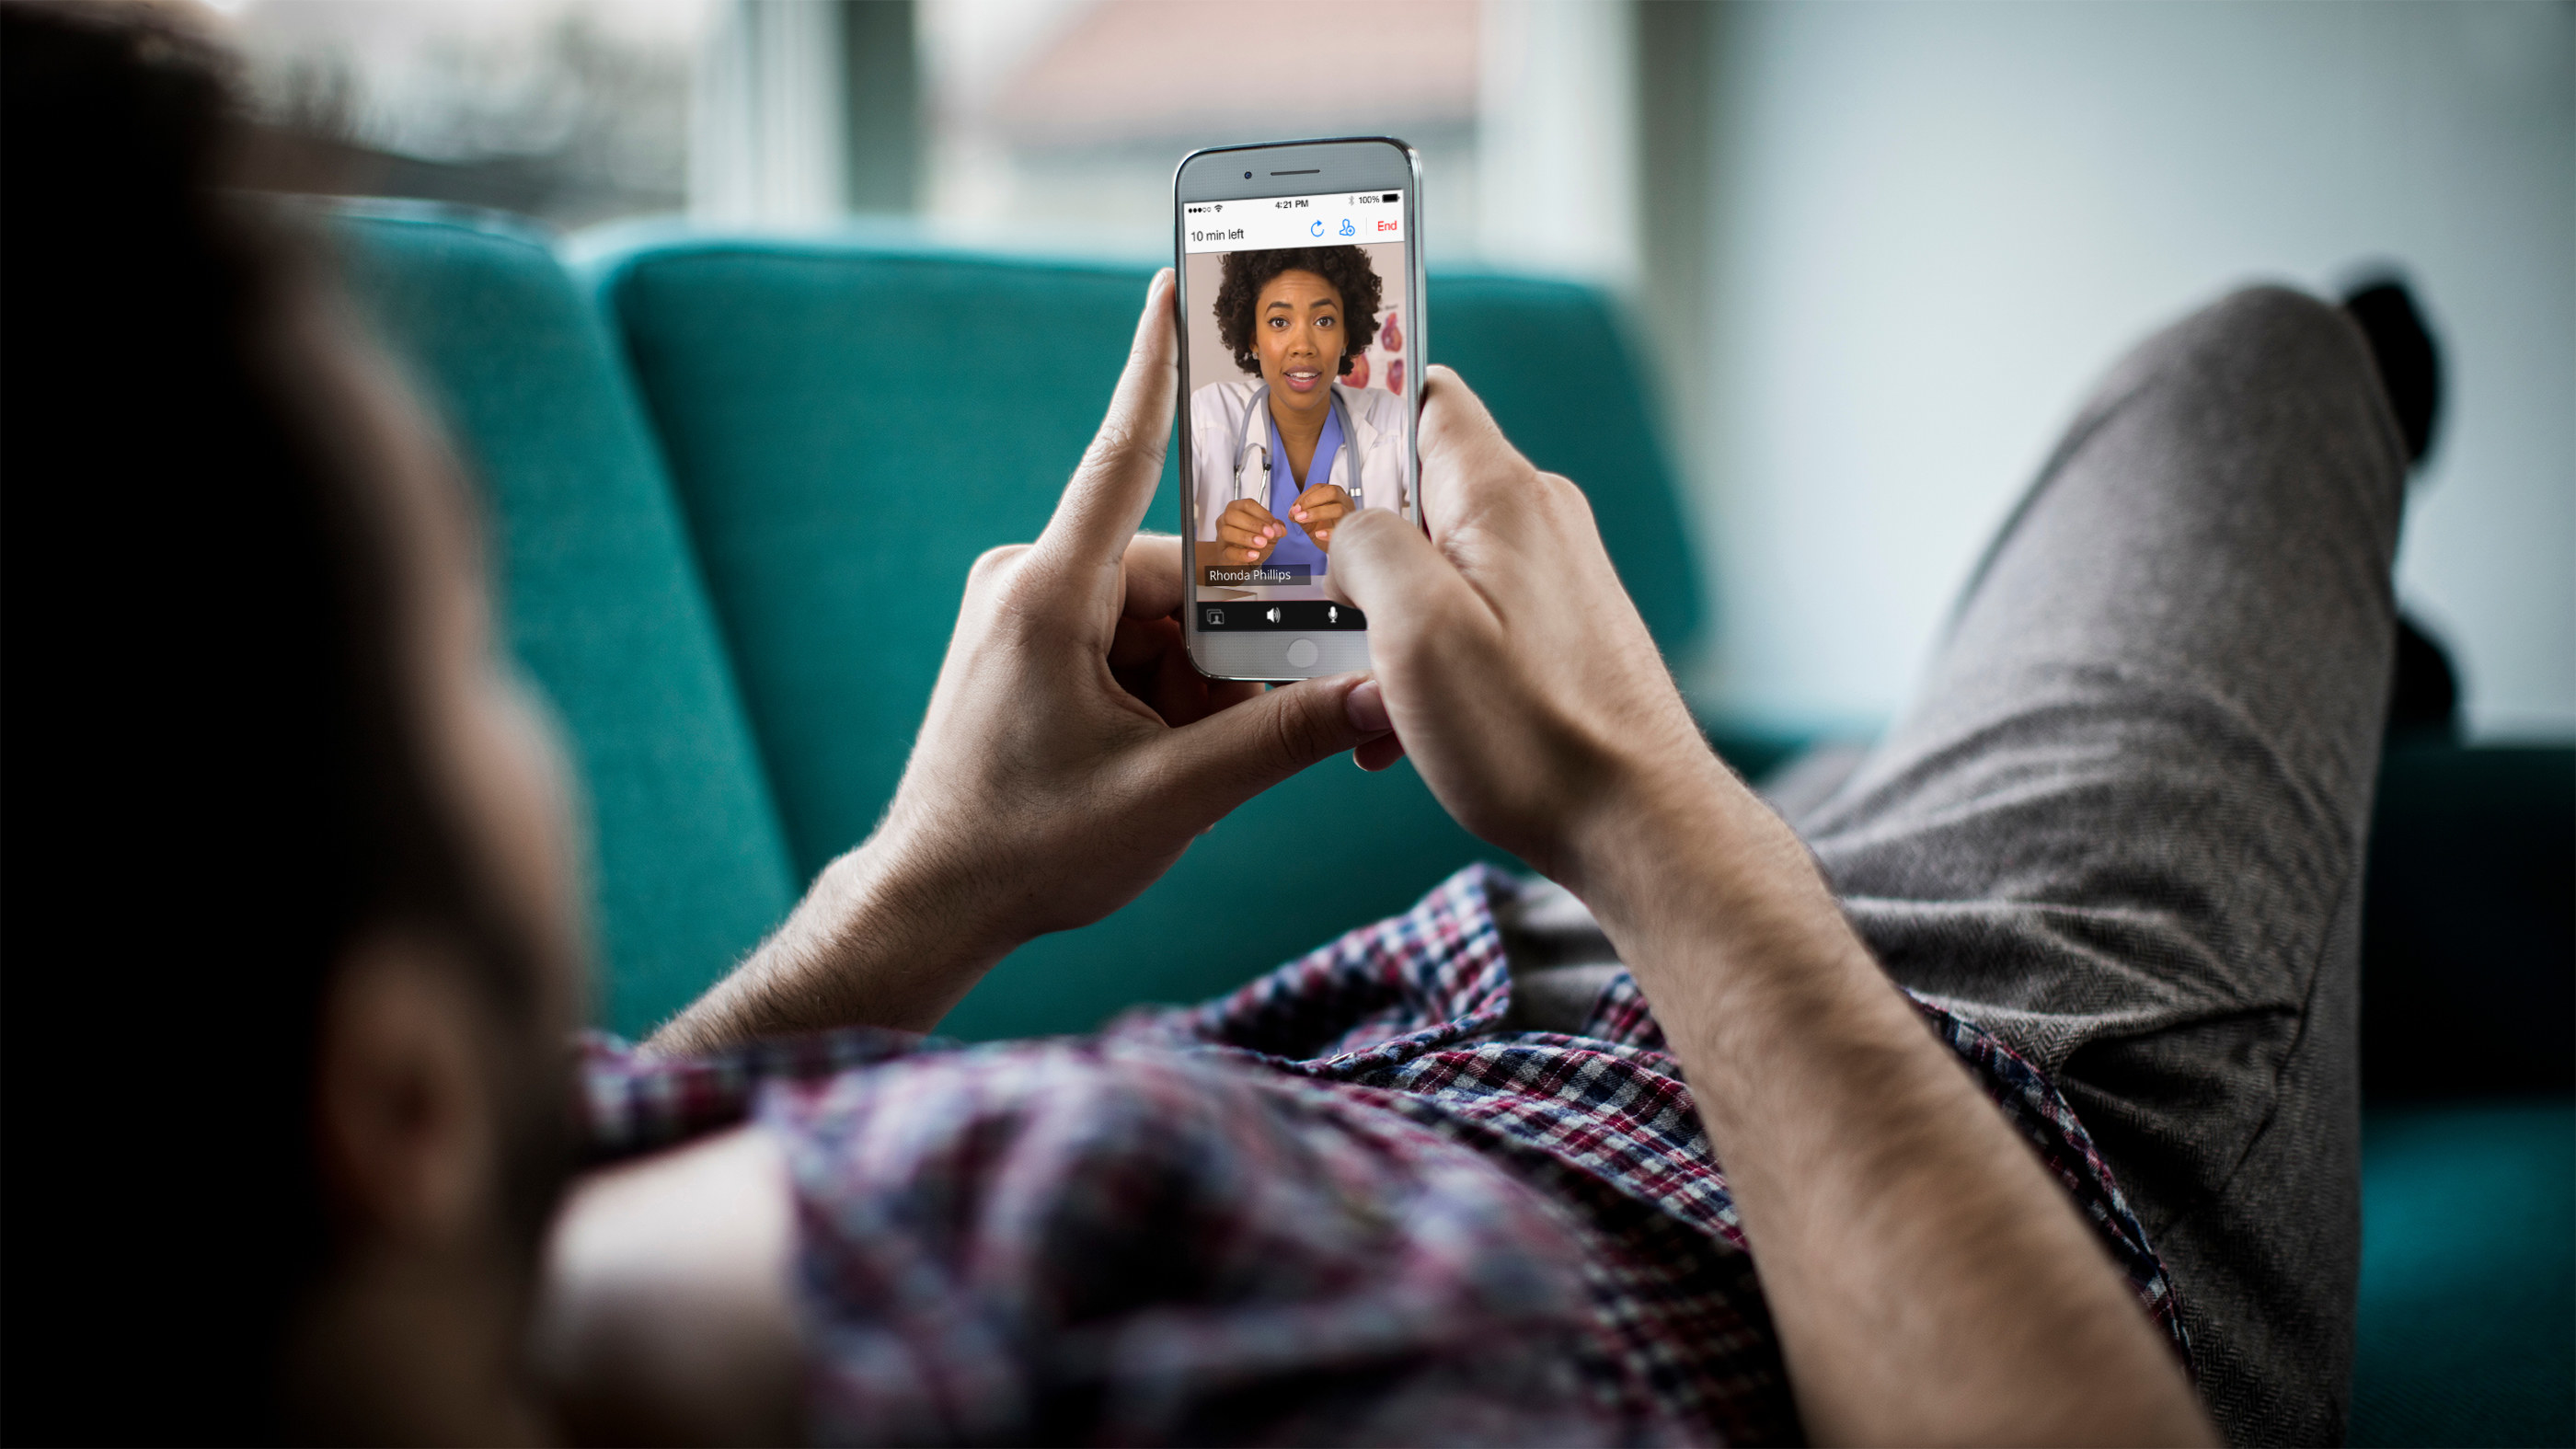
[1478, 0, 1639, 283]
[1685, 1, 2575, 741]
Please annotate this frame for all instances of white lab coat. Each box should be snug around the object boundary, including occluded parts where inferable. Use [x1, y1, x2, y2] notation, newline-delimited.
[1188, 378, 1409, 542]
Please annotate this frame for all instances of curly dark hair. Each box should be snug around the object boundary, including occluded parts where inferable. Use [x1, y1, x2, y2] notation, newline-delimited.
[1214, 246, 1385, 377]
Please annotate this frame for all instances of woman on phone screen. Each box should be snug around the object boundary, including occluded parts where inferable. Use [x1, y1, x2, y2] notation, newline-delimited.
[1189, 246, 1409, 596]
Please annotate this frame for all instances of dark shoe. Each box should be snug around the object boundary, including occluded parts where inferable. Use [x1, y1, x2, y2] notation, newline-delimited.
[2388, 611, 2461, 743]
[2341, 276, 2442, 466]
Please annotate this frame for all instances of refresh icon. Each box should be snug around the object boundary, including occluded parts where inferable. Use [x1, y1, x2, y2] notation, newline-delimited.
[1309, 218, 1324, 236]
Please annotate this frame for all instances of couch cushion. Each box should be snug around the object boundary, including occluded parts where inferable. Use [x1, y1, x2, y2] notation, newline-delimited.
[2352, 1098, 2575, 1446]
[2362, 743, 2575, 1098]
[332, 204, 796, 1039]
[594, 243, 1678, 1037]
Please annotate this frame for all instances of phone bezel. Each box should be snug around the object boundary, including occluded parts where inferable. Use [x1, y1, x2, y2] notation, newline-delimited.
[1172, 137, 1426, 683]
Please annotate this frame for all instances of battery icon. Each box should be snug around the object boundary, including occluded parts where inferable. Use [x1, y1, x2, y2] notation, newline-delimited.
[1382, 193, 1397, 202]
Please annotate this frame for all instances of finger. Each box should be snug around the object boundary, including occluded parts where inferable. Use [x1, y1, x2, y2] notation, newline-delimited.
[1320, 500, 1485, 633]
[1354, 732, 1408, 772]
[1413, 364, 1537, 541]
[1147, 673, 1377, 822]
[1347, 677, 1400, 769]
[1120, 535, 1186, 620]
[1218, 505, 1275, 546]
[1108, 612, 1171, 674]
[1034, 269, 1179, 574]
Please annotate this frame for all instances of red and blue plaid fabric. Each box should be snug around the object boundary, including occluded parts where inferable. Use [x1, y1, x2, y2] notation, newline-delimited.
[580, 864, 2186, 1444]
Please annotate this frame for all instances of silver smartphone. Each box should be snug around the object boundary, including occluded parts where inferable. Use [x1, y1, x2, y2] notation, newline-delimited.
[1173, 137, 1426, 682]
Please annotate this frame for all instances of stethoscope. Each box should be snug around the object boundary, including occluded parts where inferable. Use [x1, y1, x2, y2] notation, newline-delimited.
[1230, 383, 1366, 511]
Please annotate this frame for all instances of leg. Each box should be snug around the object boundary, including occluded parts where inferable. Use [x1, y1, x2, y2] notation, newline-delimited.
[1789, 287, 2407, 1443]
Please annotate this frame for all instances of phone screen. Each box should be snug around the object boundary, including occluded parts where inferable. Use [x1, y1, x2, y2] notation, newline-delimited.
[1180, 187, 1415, 649]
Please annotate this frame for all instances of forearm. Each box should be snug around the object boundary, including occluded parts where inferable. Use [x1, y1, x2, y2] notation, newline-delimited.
[1570, 764, 2213, 1445]
[646, 833, 1015, 1055]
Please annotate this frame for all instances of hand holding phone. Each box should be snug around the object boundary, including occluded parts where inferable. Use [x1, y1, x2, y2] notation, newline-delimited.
[1323, 365, 1707, 857]
[673, 271, 1391, 1039]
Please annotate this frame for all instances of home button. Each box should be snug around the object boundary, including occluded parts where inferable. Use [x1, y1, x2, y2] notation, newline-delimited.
[1285, 638, 1320, 669]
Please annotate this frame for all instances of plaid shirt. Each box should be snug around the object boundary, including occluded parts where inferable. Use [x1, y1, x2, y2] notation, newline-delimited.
[581, 865, 2185, 1444]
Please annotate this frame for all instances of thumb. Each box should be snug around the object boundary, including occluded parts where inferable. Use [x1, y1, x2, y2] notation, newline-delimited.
[1150, 673, 1380, 824]
[1320, 502, 1485, 638]
[1031, 269, 1178, 580]
[1412, 364, 1537, 540]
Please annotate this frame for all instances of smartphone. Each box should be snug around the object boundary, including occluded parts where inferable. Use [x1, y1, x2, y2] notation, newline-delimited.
[1173, 137, 1426, 682]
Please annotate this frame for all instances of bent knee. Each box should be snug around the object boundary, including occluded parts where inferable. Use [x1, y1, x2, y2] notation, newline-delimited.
[2102, 282, 2400, 470]
[2159, 283, 2376, 397]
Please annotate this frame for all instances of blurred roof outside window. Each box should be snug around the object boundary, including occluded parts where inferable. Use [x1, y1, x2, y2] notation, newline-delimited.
[921, 0, 1478, 260]
[918, 0, 1636, 276]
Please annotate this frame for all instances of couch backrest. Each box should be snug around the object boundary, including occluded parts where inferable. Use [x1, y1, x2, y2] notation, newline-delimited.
[592, 238, 1696, 1038]
[332, 206, 797, 1039]
[1430, 272, 1700, 654]
[593, 245, 1173, 882]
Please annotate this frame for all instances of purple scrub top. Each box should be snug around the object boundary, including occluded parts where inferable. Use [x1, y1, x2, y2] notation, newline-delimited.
[1264, 401, 1344, 575]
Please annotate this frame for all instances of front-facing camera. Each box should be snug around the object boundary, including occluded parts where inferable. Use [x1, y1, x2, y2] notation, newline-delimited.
[1243, 170, 1252, 179]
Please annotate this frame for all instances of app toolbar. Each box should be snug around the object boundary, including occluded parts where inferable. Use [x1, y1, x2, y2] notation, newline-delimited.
[1185, 190, 1405, 254]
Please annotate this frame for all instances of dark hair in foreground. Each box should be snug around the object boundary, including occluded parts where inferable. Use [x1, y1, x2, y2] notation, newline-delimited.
[0, 6, 556, 1440]
[1214, 245, 1385, 376]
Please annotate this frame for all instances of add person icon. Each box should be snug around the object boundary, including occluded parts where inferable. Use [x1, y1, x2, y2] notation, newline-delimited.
[1339, 218, 1355, 236]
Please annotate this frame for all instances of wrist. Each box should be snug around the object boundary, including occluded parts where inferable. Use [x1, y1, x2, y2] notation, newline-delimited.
[1557, 750, 1854, 990]
[650, 824, 1023, 1052]
[1557, 752, 1909, 1144]
[1553, 745, 1732, 902]
[802, 822, 1028, 1018]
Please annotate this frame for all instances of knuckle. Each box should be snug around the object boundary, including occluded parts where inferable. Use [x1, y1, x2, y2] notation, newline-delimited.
[1338, 505, 1395, 543]
[968, 543, 1033, 587]
[1537, 472, 1596, 523]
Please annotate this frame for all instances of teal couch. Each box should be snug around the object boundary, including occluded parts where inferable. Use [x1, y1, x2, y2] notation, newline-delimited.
[331, 203, 2570, 1444]
[336, 203, 1694, 1043]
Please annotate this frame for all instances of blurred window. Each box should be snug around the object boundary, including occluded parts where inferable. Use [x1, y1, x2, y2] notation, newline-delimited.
[919, 0, 1484, 259]
[219, 0, 707, 229]
[210, 0, 1634, 278]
